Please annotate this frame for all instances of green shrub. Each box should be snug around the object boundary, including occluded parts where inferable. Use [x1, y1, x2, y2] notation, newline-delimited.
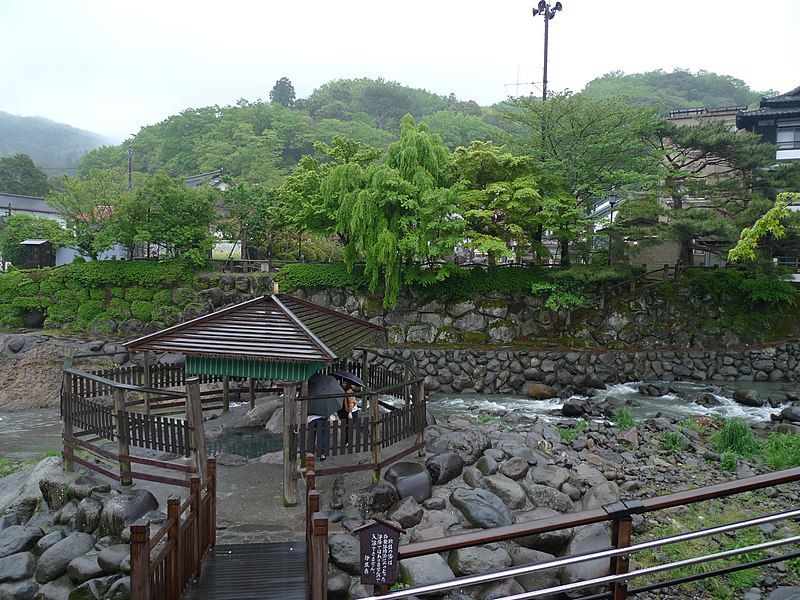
[11, 296, 48, 310]
[130, 300, 154, 322]
[613, 408, 635, 430]
[763, 433, 800, 470]
[558, 420, 587, 442]
[663, 432, 686, 452]
[76, 300, 104, 323]
[709, 418, 760, 457]
[0, 304, 23, 328]
[276, 263, 369, 291]
[679, 418, 703, 434]
[720, 451, 738, 472]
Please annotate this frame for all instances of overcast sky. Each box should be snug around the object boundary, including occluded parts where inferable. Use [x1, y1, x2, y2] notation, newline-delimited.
[1, 0, 798, 141]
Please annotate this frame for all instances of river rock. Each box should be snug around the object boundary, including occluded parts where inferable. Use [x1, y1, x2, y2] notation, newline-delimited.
[499, 457, 528, 480]
[422, 498, 446, 511]
[0, 552, 37, 583]
[527, 465, 569, 490]
[734, 389, 763, 407]
[463, 467, 485, 489]
[508, 546, 560, 593]
[450, 488, 511, 529]
[561, 523, 612, 586]
[447, 545, 511, 577]
[75, 498, 103, 534]
[98, 490, 158, 537]
[0, 515, 19, 532]
[561, 400, 587, 417]
[67, 476, 111, 502]
[475, 456, 497, 476]
[431, 429, 492, 465]
[351, 483, 398, 515]
[264, 407, 284, 435]
[106, 575, 130, 600]
[328, 533, 359, 575]
[583, 481, 620, 510]
[96, 546, 128, 574]
[484, 475, 527, 509]
[399, 555, 455, 587]
[386, 497, 423, 529]
[34, 533, 64, 557]
[384, 463, 432, 503]
[0, 458, 69, 520]
[245, 400, 282, 426]
[69, 574, 119, 600]
[35, 532, 94, 583]
[0, 580, 39, 600]
[426, 453, 464, 485]
[520, 482, 573, 514]
[478, 578, 525, 600]
[32, 577, 72, 600]
[527, 384, 557, 399]
[514, 507, 574, 553]
[0, 526, 45, 558]
[767, 588, 800, 600]
[781, 406, 800, 423]
[66, 556, 103, 585]
[326, 564, 350, 600]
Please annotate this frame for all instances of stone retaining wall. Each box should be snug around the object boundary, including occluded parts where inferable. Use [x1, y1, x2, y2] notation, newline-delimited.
[369, 342, 800, 395]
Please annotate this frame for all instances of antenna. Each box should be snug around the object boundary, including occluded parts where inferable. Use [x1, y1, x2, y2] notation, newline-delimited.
[504, 66, 542, 97]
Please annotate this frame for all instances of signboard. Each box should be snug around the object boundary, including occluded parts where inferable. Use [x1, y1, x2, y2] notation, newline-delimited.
[356, 518, 404, 587]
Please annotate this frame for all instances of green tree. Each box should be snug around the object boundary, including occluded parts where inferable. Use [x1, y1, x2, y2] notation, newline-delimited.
[269, 77, 296, 108]
[0, 153, 49, 196]
[423, 111, 506, 150]
[728, 193, 800, 262]
[0, 214, 73, 265]
[47, 169, 127, 259]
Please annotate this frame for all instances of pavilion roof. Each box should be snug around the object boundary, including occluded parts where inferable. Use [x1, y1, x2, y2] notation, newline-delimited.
[124, 294, 385, 363]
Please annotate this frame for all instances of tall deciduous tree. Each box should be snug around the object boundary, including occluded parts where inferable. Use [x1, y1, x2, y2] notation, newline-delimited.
[0, 153, 49, 196]
[269, 77, 296, 108]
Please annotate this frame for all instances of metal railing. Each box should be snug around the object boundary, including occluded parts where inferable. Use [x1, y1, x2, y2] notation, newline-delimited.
[359, 466, 800, 600]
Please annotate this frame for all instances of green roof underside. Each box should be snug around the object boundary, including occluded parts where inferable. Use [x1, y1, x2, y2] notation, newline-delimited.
[186, 355, 327, 381]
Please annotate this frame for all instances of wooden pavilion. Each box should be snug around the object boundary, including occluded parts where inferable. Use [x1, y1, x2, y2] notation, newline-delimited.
[124, 293, 387, 504]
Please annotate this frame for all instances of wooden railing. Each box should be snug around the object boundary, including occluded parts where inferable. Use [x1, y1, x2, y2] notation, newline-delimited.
[130, 459, 217, 600]
[304, 459, 329, 600]
[362, 466, 800, 600]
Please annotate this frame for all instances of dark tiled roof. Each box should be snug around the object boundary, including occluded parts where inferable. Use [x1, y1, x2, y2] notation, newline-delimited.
[185, 169, 226, 188]
[0, 193, 61, 216]
[761, 85, 800, 106]
[739, 106, 800, 118]
[124, 294, 386, 363]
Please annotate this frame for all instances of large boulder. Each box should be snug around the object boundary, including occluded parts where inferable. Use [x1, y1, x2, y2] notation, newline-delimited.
[447, 545, 511, 577]
[733, 389, 763, 407]
[521, 482, 574, 514]
[350, 483, 398, 515]
[508, 546, 560, 593]
[561, 524, 612, 586]
[31, 578, 72, 600]
[386, 498, 423, 529]
[527, 465, 570, 490]
[0, 580, 39, 600]
[264, 407, 284, 435]
[328, 533, 359, 576]
[527, 384, 557, 399]
[98, 490, 158, 537]
[0, 526, 45, 558]
[450, 488, 512, 529]
[582, 481, 620, 510]
[484, 475, 527, 510]
[514, 508, 574, 553]
[35, 532, 94, 583]
[66, 556, 103, 585]
[426, 453, 464, 485]
[478, 579, 525, 600]
[499, 457, 529, 481]
[96, 546, 128, 574]
[69, 574, 119, 600]
[0, 458, 67, 519]
[326, 565, 350, 600]
[0, 552, 37, 583]
[430, 429, 492, 465]
[34, 532, 64, 557]
[384, 463, 432, 503]
[75, 498, 103, 534]
[399, 555, 455, 588]
[245, 399, 283, 426]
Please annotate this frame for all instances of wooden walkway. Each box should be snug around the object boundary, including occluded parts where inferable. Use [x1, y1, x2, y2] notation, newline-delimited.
[185, 542, 308, 600]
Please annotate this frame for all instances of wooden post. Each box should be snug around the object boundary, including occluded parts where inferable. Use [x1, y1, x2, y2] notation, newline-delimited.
[306, 489, 319, 568]
[283, 382, 298, 507]
[249, 378, 256, 409]
[129, 519, 151, 600]
[186, 378, 208, 483]
[309, 512, 329, 600]
[361, 352, 370, 411]
[143, 352, 152, 415]
[370, 393, 380, 483]
[416, 379, 426, 458]
[166, 497, 181, 599]
[222, 376, 230, 413]
[113, 388, 132, 486]
[189, 476, 201, 579]
[62, 372, 75, 473]
[404, 363, 412, 407]
[610, 515, 633, 600]
[207, 457, 217, 551]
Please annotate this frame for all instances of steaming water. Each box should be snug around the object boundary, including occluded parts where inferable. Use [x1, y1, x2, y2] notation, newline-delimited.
[428, 380, 795, 424]
[0, 410, 62, 460]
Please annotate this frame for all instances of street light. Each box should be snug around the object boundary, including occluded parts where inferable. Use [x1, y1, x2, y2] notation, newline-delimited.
[531, 1, 563, 102]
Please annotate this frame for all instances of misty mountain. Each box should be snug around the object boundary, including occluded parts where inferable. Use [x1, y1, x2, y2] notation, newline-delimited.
[0, 112, 114, 175]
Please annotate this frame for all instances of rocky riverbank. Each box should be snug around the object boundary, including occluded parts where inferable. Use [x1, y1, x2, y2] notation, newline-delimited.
[324, 410, 800, 599]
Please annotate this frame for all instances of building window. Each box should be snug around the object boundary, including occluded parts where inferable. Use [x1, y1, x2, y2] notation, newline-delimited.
[777, 126, 800, 150]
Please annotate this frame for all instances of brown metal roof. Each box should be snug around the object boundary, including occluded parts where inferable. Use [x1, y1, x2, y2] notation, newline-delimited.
[124, 294, 385, 363]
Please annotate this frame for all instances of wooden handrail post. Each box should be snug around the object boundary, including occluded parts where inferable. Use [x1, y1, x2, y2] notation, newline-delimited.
[299, 380, 309, 468]
[186, 378, 208, 483]
[283, 382, 298, 507]
[62, 371, 75, 473]
[189, 476, 201, 579]
[370, 393, 381, 483]
[416, 379, 426, 458]
[248, 378, 256, 409]
[361, 351, 370, 411]
[222, 376, 230, 412]
[207, 457, 217, 551]
[113, 388, 132, 486]
[306, 489, 320, 569]
[610, 514, 633, 600]
[129, 519, 151, 600]
[167, 496, 181, 599]
[143, 352, 152, 415]
[309, 512, 329, 600]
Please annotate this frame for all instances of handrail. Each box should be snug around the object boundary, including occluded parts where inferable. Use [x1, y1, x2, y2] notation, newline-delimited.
[63, 367, 185, 398]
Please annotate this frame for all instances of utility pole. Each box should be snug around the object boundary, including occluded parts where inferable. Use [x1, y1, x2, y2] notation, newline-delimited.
[126, 145, 132, 191]
[532, 1, 563, 102]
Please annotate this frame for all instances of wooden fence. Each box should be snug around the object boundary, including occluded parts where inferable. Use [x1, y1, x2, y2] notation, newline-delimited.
[130, 459, 217, 600]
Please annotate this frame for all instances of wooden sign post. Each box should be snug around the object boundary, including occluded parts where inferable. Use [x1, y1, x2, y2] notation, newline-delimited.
[355, 518, 404, 593]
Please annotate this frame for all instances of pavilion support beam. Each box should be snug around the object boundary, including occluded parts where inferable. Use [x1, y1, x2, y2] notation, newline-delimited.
[283, 382, 298, 507]
[222, 376, 230, 413]
[249, 378, 256, 409]
[187, 377, 208, 483]
[370, 393, 380, 484]
[142, 352, 152, 415]
[299, 380, 308, 469]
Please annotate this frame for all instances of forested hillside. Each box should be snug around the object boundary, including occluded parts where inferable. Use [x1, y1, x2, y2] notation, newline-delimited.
[0, 112, 111, 174]
[77, 70, 772, 183]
